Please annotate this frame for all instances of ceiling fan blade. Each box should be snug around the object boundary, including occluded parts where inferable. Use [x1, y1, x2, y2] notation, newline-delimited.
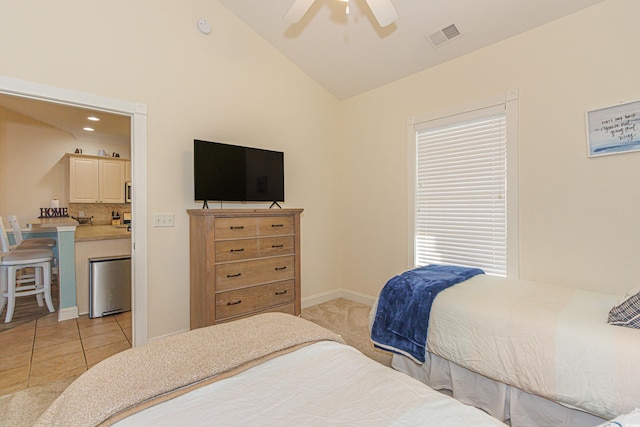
[283, 0, 316, 24]
[364, 0, 398, 27]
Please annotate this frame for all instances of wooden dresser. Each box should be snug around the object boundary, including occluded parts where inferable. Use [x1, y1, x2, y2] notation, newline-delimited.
[187, 208, 303, 329]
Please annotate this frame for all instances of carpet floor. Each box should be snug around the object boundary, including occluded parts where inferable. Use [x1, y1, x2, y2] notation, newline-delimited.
[0, 298, 388, 426]
[301, 298, 392, 366]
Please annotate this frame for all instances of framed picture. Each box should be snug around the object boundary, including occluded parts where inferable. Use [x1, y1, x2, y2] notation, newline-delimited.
[586, 99, 640, 157]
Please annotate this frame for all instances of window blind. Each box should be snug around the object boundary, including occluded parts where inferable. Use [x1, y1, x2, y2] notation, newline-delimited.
[414, 106, 507, 276]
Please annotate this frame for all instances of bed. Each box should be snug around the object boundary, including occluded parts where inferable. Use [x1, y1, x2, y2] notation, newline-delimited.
[370, 270, 640, 426]
[35, 312, 505, 426]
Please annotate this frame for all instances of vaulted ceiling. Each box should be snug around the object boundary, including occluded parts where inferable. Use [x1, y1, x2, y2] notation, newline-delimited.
[218, 0, 607, 99]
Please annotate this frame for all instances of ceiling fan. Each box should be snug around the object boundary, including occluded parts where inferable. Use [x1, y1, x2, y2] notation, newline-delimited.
[284, 0, 398, 27]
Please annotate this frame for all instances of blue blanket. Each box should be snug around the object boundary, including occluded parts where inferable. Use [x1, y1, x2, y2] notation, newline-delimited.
[370, 264, 484, 363]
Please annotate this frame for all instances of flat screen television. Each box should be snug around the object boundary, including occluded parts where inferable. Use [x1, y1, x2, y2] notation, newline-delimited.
[194, 139, 284, 207]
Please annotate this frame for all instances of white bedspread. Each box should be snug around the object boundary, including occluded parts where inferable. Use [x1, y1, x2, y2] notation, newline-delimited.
[426, 274, 640, 420]
[116, 341, 505, 426]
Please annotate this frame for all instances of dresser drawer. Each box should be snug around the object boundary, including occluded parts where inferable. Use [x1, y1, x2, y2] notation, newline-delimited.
[215, 280, 295, 320]
[258, 236, 294, 257]
[258, 216, 294, 236]
[216, 256, 295, 292]
[216, 303, 296, 324]
[215, 217, 257, 239]
[215, 235, 293, 262]
[215, 239, 259, 262]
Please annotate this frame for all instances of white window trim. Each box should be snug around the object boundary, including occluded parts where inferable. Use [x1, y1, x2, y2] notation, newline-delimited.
[407, 91, 519, 277]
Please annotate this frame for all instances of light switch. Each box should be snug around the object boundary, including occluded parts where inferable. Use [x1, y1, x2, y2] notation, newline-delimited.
[153, 213, 174, 227]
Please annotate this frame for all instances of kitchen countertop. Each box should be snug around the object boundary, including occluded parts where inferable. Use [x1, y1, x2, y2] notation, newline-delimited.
[75, 225, 131, 242]
[28, 217, 80, 228]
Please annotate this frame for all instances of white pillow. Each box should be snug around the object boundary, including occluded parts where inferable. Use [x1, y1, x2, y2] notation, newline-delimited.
[608, 288, 640, 329]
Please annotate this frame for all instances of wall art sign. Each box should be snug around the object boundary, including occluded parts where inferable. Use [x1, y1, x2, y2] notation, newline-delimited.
[586, 99, 640, 157]
[39, 207, 69, 218]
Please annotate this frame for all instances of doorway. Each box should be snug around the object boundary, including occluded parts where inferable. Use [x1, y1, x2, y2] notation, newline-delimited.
[0, 75, 148, 346]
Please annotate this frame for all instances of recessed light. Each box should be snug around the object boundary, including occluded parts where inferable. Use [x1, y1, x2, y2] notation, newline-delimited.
[83, 127, 95, 132]
[87, 116, 100, 121]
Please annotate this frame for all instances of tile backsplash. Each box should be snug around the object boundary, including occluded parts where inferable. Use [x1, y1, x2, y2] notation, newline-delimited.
[69, 203, 131, 225]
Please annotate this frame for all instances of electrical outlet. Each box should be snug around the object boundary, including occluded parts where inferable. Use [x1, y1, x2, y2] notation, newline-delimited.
[153, 213, 174, 227]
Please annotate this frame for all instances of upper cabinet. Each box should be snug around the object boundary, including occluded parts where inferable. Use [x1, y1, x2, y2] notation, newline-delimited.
[99, 159, 125, 203]
[124, 160, 131, 182]
[67, 154, 128, 203]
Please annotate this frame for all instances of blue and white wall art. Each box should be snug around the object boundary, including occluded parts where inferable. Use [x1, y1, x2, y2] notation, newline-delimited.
[586, 99, 640, 157]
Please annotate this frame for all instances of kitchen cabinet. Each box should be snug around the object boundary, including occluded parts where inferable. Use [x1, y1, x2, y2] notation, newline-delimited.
[67, 154, 127, 203]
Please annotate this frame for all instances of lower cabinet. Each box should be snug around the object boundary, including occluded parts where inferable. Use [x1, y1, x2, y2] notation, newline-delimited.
[75, 237, 131, 315]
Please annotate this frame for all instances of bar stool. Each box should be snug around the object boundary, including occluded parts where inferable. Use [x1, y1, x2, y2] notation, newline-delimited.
[0, 217, 55, 321]
[1, 216, 53, 287]
[0, 248, 55, 323]
[7, 215, 56, 248]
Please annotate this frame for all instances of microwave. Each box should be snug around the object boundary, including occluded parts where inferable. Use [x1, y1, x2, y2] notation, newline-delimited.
[125, 181, 132, 203]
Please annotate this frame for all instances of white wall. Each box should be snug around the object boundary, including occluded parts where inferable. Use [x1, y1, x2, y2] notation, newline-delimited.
[338, 0, 640, 297]
[0, 0, 341, 339]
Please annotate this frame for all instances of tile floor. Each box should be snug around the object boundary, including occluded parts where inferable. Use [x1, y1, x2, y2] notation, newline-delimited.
[0, 311, 131, 396]
[0, 275, 60, 334]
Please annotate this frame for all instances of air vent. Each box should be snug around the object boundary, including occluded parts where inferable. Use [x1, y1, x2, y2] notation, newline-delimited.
[427, 23, 461, 48]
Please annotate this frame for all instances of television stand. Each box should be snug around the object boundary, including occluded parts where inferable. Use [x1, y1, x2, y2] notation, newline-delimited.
[202, 200, 209, 209]
[269, 201, 282, 209]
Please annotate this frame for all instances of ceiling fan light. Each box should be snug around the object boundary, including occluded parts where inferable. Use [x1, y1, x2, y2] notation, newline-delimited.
[284, 0, 398, 27]
[284, 0, 316, 24]
[364, 0, 398, 27]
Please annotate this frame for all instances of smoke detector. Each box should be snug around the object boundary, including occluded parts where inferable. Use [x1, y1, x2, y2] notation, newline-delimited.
[427, 23, 462, 48]
[197, 18, 212, 35]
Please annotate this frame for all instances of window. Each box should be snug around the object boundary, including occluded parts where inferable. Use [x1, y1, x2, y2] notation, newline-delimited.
[408, 93, 519, 277]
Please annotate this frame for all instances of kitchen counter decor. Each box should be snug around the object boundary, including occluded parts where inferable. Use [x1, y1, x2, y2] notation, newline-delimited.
[39, 207, 69, 218]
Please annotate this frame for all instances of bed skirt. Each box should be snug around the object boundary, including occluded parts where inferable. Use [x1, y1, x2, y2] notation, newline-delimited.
[392, 353, 606, 427]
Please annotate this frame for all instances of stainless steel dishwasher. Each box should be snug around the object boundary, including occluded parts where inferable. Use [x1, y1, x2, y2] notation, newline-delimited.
[89, 255, 131, 318]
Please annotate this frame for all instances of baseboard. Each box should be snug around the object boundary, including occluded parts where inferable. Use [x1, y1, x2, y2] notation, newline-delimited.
[302, 288, 377, 309]
[148, 328, 190, 343]
[58, 306, 79, 322]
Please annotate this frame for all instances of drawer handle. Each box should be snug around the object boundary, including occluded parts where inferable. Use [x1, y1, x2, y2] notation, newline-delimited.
[227, 273, 242, 278]
[275, 290, 288, 296]
[230, 226, 244, 230]
[272, 244, 284, 249]
[275, 266, 287, 271]
[230, 248, 245, 253]
[227, 300, 242, 306]
[271, 224, 284, 228]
